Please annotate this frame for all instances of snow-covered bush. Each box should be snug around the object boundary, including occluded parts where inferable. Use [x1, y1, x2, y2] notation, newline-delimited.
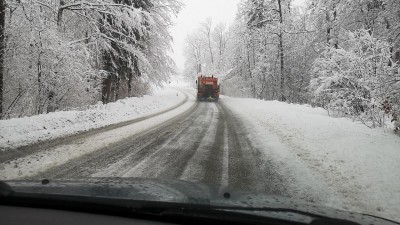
[310, 29, 400, 129]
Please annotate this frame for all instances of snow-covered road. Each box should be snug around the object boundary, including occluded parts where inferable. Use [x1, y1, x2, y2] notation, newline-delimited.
[21, 95, 289, 198]
[1, 88, 399, 222]
[0, 89, 337, 215]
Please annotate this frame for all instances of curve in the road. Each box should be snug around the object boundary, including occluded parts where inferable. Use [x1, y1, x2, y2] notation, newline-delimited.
[32, 99, 290, 197]
[0, 89, 190, 164]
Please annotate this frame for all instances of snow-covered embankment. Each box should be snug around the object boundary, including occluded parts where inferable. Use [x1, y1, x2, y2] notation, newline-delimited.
[0, 88, 185, 150]
[221, 96, 400, 222]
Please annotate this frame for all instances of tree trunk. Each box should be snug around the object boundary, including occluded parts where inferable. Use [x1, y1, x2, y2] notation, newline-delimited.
[115, 75, 120, 101]
[57, 0, 65, 29]
[278, 33, 285, 101]
[0, 0, 5, 118]
[277, 0, 285, 101]
[46, 91, 55, 113]
[102, 75, 112, 104]
[326, 3, 338, 48]
[127, 74, 132, 97]
[205, 20, 214, 64]
[208, 35, 214, 64]
[246, 44, 255, 97]
[36, 33, 44, 114]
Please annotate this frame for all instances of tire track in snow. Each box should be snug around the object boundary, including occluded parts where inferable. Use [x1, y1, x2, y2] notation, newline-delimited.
[118, 103, 215, 178]
[221, 122, 229, 187]
[29, 98, 200, 179]
[91, 103, 208, 178]
[219, 102, 289, 195]
[179, 103, 221, 183]
[198, 103, 227, 187]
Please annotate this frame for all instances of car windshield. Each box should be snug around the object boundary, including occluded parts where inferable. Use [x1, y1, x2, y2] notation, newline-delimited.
[0, 0, 400, 224]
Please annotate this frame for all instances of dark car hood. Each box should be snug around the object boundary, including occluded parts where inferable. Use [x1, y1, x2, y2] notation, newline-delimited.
[2, 177, 398, 225]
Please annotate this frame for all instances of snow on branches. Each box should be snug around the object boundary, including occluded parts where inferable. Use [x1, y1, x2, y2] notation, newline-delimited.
[1, 0, 182, 118]
[311, 29, 400, 129]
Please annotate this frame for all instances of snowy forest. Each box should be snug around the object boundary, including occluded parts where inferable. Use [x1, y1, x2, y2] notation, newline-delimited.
[0, 0, 399, 130]
[0, 0, 182, 119]
[183, 0, 400, 129]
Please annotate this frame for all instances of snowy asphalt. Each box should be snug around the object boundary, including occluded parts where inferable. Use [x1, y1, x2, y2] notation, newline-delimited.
[29, 97, 289, 195]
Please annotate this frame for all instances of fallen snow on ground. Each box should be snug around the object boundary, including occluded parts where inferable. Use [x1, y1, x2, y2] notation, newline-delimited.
[0, 90, 196, 180]
[221, 96, 400, 222]
[0, 87, 185, 150]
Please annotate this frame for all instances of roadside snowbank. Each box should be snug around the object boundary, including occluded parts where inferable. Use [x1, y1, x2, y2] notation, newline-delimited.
[221, 96, 400, 222]
[0, 88, 185, 150]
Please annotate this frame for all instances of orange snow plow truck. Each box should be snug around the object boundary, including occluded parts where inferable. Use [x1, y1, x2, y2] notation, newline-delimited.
[196, 75, 220, 101]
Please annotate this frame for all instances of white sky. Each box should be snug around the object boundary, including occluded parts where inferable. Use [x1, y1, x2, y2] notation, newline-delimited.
[170, 0, 306, 72]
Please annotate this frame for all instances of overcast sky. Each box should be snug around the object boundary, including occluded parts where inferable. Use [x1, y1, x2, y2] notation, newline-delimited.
[170, 0, 306, 72]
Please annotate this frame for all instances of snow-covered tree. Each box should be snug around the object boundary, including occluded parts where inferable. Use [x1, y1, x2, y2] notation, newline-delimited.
[0, 0, 182, 118]
[310, 29, 400, 128]
[2, 0, 101, 117]
[183, 19, 230, 81]
[183, 30, 204, 81]
[215, 0, 313, 100]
